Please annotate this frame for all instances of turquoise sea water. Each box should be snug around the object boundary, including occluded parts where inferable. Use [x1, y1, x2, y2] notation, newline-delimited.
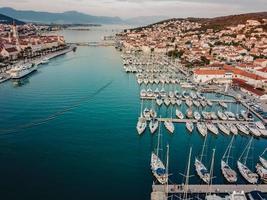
[0, 28, 266, 200]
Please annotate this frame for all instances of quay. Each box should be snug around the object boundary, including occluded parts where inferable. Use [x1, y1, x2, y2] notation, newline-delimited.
[151, 184, 267, 199]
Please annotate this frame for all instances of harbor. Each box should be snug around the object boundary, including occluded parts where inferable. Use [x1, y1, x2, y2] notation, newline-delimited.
[121, 52, 267, 199]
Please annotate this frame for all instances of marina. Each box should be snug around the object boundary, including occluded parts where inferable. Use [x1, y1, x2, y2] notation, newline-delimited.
[122, 52, 267, 199]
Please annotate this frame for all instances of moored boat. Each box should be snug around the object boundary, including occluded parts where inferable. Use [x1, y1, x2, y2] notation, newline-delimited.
[206, 122, 218, 135]
[186, 121, 194, 133]
[218, 123, 230, 135]
[197, 122, 207, 137]
[164, 120, 175, 134]
[237, 138, 258, 184]
[176, 109, 184, 119]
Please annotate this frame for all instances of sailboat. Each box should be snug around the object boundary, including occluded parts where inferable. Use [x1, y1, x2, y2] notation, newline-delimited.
[176, 108, 184, 119]
[151, 121, 168, 184]
[218, 123, 230, 135]
[136, 100, 147, 135]
[221, 136, 237, 183]
[195, 135, 210, 184]
[164, 107, 175, 134]
[259, 148, 267, 169]
[256, 163, 267, 183]
[149, 118, 159, 134]
[237, 137, 258, 184]
[186, 121, 194, 133]
[197, 122, 208, 137]
[206, 122, 219, 135]
[156, 95, 163, 106]
[219, 101, 228, 109]
[193, 111, 201, 121]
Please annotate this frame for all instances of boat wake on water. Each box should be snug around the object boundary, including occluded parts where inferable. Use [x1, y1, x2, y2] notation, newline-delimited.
[0, 80, 113, 135]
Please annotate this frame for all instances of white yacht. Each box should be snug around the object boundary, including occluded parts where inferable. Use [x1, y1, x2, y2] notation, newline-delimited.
[229, 124, 238, 135]
[143, 108, 151, 120]
[193, 100, 200, 107]
[164, 120, 175, 134]
[219, 101, 228, 109]
[194, 111, 201, 121]
[40, 57, 49, 64]
[218, 123, 230, 135]
[255, 121, 267, 137]
[164, 97, 170, 106]
[186, 108, 193, 119]
[186, 98, 193, 107]
[136, 117, 147, 135]
[156, 96, 163, 106]
[197, 122, 207, 137]
[149, 118, 159, 134]
[225, 111, 236, 121]
[206, 122, 219, 135]
[170, 97, 176, 105]
[186, 121, 194, 133]
[237, 138, 258, 184]
[175, 109, 184, 119]
[217, 110, 227, 120]
[256, 163, 267, 183]
[236, 124, 249, 135]
[210, 112, 218, 120]
[140, 89, 147, 98]
[8, 63, 37, 79]
[151, 123, 168, 184]
[221, 136, 237, 183]
[207, 100, 213, 107]
[246, 125, 261, 137]
[176, 99, 182, 106]
[195, 136, 210, 184]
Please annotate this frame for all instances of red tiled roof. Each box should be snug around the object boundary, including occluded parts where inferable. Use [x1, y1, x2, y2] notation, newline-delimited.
[233, 78, 265, 96]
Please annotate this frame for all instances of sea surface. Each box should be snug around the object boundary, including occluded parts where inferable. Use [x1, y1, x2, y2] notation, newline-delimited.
[0, 26, 266, 200]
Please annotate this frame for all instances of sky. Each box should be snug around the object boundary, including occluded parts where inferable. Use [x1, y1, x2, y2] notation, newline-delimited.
[0, 0, 267, 18]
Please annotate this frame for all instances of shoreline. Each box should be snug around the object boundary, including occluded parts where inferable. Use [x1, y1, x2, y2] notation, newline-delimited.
[0, 45, 76, 83]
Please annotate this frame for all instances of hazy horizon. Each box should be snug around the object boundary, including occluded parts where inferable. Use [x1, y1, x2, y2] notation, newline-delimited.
[0, 0, 267, 19]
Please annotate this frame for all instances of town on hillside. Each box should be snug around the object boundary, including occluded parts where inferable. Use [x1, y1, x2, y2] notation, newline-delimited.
[117, 18, 267, 100]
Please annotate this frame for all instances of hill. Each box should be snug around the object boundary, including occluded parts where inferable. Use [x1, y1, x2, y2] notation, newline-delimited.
[190, 12, 267, 31]
[0, 13, 25, 25]
[0, 7, 123, 24]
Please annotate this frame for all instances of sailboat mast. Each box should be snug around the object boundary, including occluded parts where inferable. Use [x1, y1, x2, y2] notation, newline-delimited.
[140, 99, 143, 117]
[244, 137, 253, 165]
[156, 117, 161, 157]
[200, 135, 207, 162]
[261, 147, 267, 156]
[225, 136, 235, 164]
[184, 147, 192, 200]
[208, 149, 216, 196]
[165, 144, 169, 194]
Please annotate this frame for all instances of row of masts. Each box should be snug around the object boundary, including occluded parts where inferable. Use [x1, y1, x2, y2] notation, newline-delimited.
[151, 123, 267, 187]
